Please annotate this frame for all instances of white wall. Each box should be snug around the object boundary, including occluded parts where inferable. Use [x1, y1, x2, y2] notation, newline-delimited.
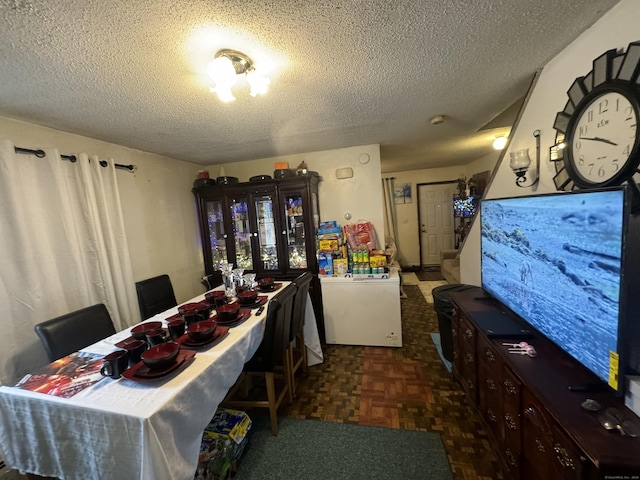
[460, 0, 640, 286]
[208, 144, 386, 250]
[383, 150, 500, 266]
[0, 116, 204, 304]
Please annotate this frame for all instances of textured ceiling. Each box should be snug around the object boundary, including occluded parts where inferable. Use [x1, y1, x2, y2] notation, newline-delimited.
[0, 0, 620, 173]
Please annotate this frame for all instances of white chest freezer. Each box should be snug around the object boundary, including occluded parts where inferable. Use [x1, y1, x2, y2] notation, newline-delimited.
[320, 268, 402, 347]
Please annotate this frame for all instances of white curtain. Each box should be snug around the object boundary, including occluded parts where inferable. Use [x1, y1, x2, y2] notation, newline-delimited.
[382, 177, 402, 266]
[0, 140, 139, 385]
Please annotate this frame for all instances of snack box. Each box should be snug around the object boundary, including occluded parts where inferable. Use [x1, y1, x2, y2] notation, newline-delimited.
[196, 409, 252, 480]
[319, 239, 340, 251]
[370, 255, 387, 268]
[318, 252, 333, 275]
[334, 258, 348, 275]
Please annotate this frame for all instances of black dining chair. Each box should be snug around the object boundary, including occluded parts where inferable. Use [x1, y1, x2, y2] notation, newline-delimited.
[201, 271, 223, 291]
[286, 271, 313, 399]
[35, 303, 117, 362]
[135, 274, 178, 320]
[222, 283, 297, 435]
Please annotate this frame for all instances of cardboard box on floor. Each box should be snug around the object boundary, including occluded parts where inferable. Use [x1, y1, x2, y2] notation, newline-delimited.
[195, 409, 252, 480]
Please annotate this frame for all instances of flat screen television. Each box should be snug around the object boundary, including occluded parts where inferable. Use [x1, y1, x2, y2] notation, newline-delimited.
[480, 187, 629, 395]
[453, 195, 477, 217]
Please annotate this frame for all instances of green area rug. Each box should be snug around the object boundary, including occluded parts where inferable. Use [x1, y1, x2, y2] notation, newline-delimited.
[236, 416, 452, 480]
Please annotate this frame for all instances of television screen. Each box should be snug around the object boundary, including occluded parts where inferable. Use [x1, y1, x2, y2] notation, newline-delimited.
[480, 188, 628, 393]
[453, 195, 477, 217]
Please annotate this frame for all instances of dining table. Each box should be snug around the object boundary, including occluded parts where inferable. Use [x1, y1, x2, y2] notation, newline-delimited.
[0, 282, 323, 480]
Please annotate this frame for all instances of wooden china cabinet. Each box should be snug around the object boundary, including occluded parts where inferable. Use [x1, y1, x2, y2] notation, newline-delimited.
[450, 287, 640, 479]
[192, 174, 324, 339]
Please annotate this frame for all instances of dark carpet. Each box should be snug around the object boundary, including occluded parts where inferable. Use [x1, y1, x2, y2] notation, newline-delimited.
[415, 267, 445, 282]
[237, 415, 453, 480]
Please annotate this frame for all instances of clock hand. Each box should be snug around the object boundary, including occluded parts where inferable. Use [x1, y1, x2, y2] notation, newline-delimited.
[579, 136, 618, 146]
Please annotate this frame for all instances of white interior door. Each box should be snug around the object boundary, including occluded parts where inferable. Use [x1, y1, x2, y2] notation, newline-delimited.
[418, 183, 455, 266]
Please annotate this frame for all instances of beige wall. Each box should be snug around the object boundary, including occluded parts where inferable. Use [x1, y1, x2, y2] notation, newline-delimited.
[460, 0, 640, 286]
[383, 150, 500, 266]
[0, 116, 204, 303]
[208, 144, 386, 251]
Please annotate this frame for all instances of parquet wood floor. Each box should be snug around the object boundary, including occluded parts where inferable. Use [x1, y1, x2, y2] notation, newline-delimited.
[283, 284, 502, 480]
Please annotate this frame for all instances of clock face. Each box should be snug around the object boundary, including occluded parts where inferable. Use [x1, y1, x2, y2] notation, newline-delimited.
[568, 91, 638, 185]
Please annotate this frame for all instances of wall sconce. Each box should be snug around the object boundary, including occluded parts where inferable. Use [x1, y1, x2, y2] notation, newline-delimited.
[207, 49, 270, 102]
[509, 130, 540, 187]
[493, 136, 507, 150]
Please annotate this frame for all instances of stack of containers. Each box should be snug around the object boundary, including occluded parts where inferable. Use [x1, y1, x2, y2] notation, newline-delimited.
[317, 221, 343, 275]
[317, 220, 388, 276]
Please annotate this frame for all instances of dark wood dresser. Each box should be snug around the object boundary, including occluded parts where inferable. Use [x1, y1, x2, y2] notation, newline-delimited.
[450, 287, 640, 479]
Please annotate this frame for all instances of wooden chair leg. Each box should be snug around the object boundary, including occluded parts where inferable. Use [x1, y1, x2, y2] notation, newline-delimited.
[299, 330, 308, 374]
[283, 350, 294, 404]
[265, 372, 279, 436]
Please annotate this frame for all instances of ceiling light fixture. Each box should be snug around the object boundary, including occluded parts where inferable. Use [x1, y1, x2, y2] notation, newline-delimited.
[207, 49, 270, 102]
[493, 136, 507, 150]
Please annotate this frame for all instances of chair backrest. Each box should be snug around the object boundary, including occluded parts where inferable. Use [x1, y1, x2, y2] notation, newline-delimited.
[201, 271, 223, 291]
[35, 304, 117, 362]
[135, 274, 177, 320]
[290, 271, 313, 341]
[253, 283, 297, 372]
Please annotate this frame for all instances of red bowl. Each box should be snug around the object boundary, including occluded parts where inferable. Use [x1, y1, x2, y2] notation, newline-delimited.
[178, 302, 201, 315]
[216, 303, 240, 321]
[204, 290, 226, 304]
[131, 321, 163, 341]
[141, 341, 180, 369]
[237, 290, 258, 305]
[187, 320, 217, 342]
[258, 277, 274, 287]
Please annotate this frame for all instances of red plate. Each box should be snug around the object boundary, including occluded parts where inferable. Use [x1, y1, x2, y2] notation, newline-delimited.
[122, 349, 196, 381]
[257, 282, 283, 293]
[176, 326, 230, 348]
[212, 310, 251, 327]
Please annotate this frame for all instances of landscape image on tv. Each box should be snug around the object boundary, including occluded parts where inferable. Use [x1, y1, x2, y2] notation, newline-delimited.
[481, 190, 625, 384]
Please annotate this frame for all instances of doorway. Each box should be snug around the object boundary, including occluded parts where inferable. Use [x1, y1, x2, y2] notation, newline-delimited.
[418, 182, 456, 266]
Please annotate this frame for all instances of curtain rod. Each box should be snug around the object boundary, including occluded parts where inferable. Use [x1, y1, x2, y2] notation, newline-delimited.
[14, 146, 137, 172]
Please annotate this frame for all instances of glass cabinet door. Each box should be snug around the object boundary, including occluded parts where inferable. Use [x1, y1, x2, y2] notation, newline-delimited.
[254, 194, 279, 271]
[206, 199, 228, 269]
[283, 192, 308, 269]
[230, 196, 253, 270]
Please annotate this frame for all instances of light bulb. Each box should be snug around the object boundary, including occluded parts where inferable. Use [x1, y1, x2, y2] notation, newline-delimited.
[207, 56, 237, 102]
[493, 136, 507, 150]
[246, 70, 270, 97]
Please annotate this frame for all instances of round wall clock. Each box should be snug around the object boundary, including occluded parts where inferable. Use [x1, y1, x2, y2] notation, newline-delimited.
[551, 41, 640, 199]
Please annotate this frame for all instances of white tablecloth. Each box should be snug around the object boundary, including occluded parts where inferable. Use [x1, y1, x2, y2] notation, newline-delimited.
[0, 286, 323, 480]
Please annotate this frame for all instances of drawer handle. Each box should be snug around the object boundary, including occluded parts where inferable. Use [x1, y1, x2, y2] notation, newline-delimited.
[486, 378, 496, 391]
[503, 379, 517, 395]
[504, 412, 517, 430]
[485, 348, 496, 362]
[505, 448, 517, 466]
[465, 328, 473, 339]
[553, 444, 576, 470]
[465, 353, 473, 364]
[535, 438, 546, 453]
